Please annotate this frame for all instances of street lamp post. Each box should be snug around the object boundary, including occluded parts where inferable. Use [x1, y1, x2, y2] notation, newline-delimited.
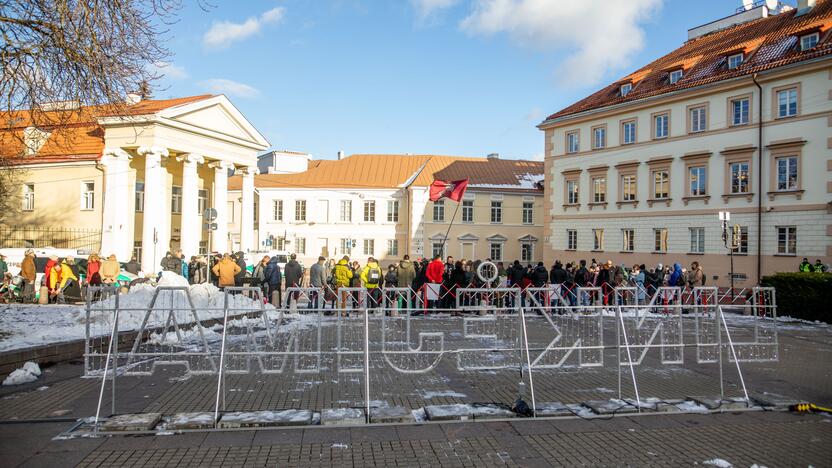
[719, 211, 740, 300]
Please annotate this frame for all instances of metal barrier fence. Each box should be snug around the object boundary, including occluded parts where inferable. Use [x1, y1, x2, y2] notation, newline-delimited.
[85, 285, 778, 429]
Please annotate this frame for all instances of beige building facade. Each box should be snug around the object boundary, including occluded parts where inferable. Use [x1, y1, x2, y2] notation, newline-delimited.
[538, 3, 832, 286]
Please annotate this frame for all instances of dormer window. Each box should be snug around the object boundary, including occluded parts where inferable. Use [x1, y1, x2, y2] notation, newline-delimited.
[727, 53, 744, 70]
[669, 69, 683, 84]
[620, 83, 632, 97]
[800, 32, 819, 50]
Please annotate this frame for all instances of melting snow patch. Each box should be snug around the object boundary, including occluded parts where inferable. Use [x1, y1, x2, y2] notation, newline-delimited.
[702, 459, 732, 467]
[2, 362, 41, 386]
[331, 443, 349, 449]
[419, 390, 467, 399]
[676, 401, 710, 414]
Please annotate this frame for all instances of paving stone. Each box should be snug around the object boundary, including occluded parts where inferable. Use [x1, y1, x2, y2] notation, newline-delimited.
[101, 413, 162, 432]
[750, 393, 800, 409]
[584, 399, 637, 415]
[321, 407, 365, 426]
[165, 412, 215, 430]
[369, 406, 414, 424]
[217, 409, 312, 428]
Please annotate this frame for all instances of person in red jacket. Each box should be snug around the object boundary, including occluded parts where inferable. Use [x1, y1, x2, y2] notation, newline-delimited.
[425, 254, 445, 310]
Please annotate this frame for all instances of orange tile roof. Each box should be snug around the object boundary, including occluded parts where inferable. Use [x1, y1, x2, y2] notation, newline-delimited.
[543, 2, 832, 123]
[1, 95, 214, 161]
[229, 154, 543, 191]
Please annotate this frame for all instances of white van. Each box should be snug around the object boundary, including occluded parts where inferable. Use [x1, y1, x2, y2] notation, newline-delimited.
[0, 247, 81, 289]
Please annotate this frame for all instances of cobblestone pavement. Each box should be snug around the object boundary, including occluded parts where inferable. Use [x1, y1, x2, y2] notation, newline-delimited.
[0, 315, 829, 466]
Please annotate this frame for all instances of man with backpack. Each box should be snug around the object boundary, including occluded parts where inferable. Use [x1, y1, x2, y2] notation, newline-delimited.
[360, 257, 383, 310]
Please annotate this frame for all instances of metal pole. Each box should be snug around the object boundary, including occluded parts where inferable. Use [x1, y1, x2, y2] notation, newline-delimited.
[518, 299, 537, 417]
[364, 306, 371, 423]
[213, 291, 231, 427]
[111, 288, 119, 416]
[719, 305, 750, 403]
[616, 306, 641, 411]
[207, 229, 212, 285]
[94, 287, 120, 430]
[717, 303, 725, 400]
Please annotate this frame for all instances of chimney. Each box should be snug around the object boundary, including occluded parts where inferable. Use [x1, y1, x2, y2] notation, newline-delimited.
[487, 153, 499, 160]
[337, 150, 345, 160]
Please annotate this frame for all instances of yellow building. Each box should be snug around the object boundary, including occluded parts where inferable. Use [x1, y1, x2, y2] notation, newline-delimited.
[1, 94, 269, 271]
[228, 153, 544, 265]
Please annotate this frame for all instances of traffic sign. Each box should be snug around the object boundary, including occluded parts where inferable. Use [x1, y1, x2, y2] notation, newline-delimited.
[204, 222, 218, 231]
[203, 208, 218, 221]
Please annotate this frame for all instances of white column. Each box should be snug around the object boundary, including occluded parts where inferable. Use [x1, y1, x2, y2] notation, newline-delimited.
[178, 153, 204, 258]
[238, 166, 258, 252]
[139, 146, 170, 273]
[211, 161, 232, 253]
[100, 148, 133, 260]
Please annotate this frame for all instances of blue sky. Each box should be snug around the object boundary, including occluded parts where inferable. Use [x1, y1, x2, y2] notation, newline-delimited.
[152, 0, 754, 161]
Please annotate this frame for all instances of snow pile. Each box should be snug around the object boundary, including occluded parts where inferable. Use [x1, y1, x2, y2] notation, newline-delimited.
[2, 361, 41, 386]
[701, 459, 732, 467]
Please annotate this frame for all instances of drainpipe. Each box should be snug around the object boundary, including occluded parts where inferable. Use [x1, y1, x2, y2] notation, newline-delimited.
[752, 73, 763, 285]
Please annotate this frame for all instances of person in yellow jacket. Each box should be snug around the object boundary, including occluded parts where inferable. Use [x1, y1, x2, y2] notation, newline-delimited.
[360, 257, 383, 310]
[101, 254, 120, 284]
[331, 256, 353, 315]
[212, 254, 241, 288]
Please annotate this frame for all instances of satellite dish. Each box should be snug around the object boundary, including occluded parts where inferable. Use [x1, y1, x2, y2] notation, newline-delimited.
[765, 0, 778, 10]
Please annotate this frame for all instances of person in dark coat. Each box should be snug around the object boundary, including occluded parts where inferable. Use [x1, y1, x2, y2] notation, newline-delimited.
[549, 261, 567, 285]
[532, 262, 548, 287]
[124, 256, 141, 275]
[234, 251, 246, 287]
[283, 254, 303, 288]
[263, 256, 282, 305]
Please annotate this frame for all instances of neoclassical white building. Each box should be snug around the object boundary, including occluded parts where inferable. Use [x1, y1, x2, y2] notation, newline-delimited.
[2, 94, 269, 271]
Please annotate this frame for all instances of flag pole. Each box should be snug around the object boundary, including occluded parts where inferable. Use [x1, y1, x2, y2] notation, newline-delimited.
[439, 200, 462, 257]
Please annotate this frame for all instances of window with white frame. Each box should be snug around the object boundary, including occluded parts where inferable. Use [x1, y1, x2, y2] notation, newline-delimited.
[489, 242, 503, 261]
[462, 200, 474, 223]
[592, 177, 606, 203]
[275, 236, 286, 250]
[387, 239, 398, 256]
[566, 131, 579, 153]
[622, 229, 634, 252]
[433, 200, 445, 222]
[652, 170, 669, 199]
[273, 200, 283, 221]
[431, 242, 445, 259]
[198, 189, 208, 215]
[800, 32, 819, 51]
[622, 120, 636, 144]
[387, 200, 399, 222]
[777, 88, 798, 118]
[339, 200, 352, 222]
[731, 97, 750, 125]
[490, 201, 502, 223]
[134, 181, 144, 212]
[777, 226, 796, 255]
[363, 200, 375, 222]
[621, 175, 637, 201]
[566, 180, 579, 204]
[522, 201, 534, 224]
[363, 239, 374, 256]
[733, 226, 749, 254]
[727, 53, 743, 69]
[689, 166, 707, 196]
[22, 183, 35, 211]
[566, 229, 577, 250]
[654, 113, 669, 138]
[199, 241, 208, 255]
[340, 238, 352, 255]
[776, 156, 798, 191]
[592, 126, 606, 149]
[593, 229, 604, 251]
[520, 243, 533, 263]
[620, 83, 632, 96]
[295, 237, 306, 255]
[730, 162, 750, 194]
[133, 241, 142, 263]
[689, 227, 705, 254]
[171, 186, 182, 214]
[295, 200, 307, 222]
[654, 228, 668, 252]
[690, 106, 707, 132]
[81, 181, 95, 210]
[669, 69, 683, 84]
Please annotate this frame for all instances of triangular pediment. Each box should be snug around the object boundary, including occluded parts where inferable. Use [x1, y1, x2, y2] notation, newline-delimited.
[159, 95, 269, 148]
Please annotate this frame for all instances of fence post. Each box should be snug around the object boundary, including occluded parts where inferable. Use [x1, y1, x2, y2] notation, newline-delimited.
[518, 295, 536, 417]
[213, 290, 231, 427]
[364, 305, 371, 423]
[718, 305, 749, 404]
[616, 306, 641, 412]
[94, 286, 120, 430]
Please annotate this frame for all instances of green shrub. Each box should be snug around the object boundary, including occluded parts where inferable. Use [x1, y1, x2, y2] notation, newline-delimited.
[760, 272, 832, 322]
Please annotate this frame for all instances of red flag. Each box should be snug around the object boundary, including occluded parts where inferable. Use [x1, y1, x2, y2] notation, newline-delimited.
[429, 179, 468, 202]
